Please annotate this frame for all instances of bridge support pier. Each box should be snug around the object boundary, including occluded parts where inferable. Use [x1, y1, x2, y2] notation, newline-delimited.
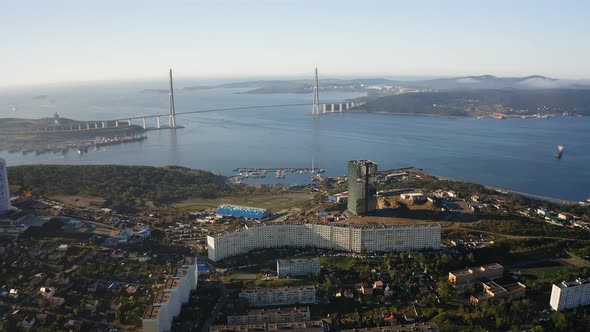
[322, 104, 327, 113]
[86, 123, 90, 130]
[339, 104, 343, 112]
[127, 119, 132, 126]
[78, 124, 82, 130]
[115, 120, 119, 127]
[95, 123, 98, 129]
[142, 118, 147, 129]
[156, 116, 161, 129]
[331, 104, 335, 112]
[102, 122, 106, 128]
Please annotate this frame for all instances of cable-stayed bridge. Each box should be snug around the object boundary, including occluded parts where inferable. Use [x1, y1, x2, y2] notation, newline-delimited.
[37, 68, 365, 132]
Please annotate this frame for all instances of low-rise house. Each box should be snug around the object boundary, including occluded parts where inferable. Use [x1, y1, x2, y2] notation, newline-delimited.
[85, 299, 99, 311]
[111, 299, 123, 311]
[22, 313, 36, 329]
[87, 281, 100, 292]
[39, 286, 56, 299]
[373, 280, 384, 290]
[49, 296, 65, 306]
[446, 191, 458, 198]
[384, 285, 394, 297]
[65, 319, 83, 331]
[537, 208, 548, 216]
[558, 212, 573, 221]
[400, 193, 427, 204]
[360, 283, 373, 295]
[55, 273, 70, 285]
[336, 289, 354, 299]
[36, 313, 48, 325]
[9, 288, 18, 299]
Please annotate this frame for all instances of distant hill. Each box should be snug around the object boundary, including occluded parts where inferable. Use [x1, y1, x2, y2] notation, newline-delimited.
[141, 75, 590, 95]
[361, 89, 590, 116]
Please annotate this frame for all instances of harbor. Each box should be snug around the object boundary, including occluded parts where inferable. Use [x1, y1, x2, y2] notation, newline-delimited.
[230, 167, 326, 184]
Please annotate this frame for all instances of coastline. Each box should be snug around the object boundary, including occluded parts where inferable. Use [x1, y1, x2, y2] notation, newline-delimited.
[432, 173, 580, 205]
[349, 110, 568, 119]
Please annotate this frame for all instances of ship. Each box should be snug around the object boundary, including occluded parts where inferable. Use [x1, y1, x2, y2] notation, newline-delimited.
[556, 145, 564, 159]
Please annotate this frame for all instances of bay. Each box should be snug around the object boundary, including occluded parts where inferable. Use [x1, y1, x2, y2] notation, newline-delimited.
[1, 81, 589, 201]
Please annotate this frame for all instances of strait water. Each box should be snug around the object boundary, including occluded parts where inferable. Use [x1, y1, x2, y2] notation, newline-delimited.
[0, 81, 589, 201]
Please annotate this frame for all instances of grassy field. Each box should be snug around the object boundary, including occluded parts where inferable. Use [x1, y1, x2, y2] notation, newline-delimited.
[173, 191, 313, 212]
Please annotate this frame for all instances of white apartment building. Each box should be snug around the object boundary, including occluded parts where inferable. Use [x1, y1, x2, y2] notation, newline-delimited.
[239, 286, 316, 307]
[550, 278, 590, 311]
[0, 158, 10, 215]
[143, 256, 198, 332]
[277, 258, 320, 278]
[227, 307, 311, 325]
[207, 222, 441, 261]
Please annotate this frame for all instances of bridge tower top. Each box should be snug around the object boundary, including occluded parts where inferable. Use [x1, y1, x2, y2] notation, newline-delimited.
[169, 68, 176, 128]
[312, 68, 320, 115]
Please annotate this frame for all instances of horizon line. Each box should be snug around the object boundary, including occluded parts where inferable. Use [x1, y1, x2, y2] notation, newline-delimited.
[2, 72, 590, 90]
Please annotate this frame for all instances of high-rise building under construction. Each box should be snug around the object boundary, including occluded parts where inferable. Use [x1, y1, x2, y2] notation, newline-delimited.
[347, 160, 378, 215]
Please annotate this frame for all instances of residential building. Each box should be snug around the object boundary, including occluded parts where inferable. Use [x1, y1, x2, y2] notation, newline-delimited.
[227, 307, 311, 325]
[341, 322, 439, 332]
[39, 286, 56, 299]
[550, 278, 590, 311]
[470, 281, 526, 306]
[277, 258, 320, 278]
[384, 285, 394, 297]
[208, 222, 441, 261]
[164, 277, 189, 305]
[0, 158, 10, 215]
[400, 192, 427, 203]
[22, 314, 36, 329]
[360, 283, 373, 295]
[143, 305, 170, 332]
[347, 160, 378, 215]
[537, 208, 548, 216]
[49, 296, 65, 306]
[238, 286, 316, 307]
[448, 263, 504, 285]
[211, 321, 324, 332]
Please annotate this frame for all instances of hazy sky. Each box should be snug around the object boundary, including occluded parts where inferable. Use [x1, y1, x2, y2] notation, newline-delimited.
[2, 0, 589, 86]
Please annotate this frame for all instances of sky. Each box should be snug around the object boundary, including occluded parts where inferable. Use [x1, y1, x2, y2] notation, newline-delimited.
[1, 0, 590, 87]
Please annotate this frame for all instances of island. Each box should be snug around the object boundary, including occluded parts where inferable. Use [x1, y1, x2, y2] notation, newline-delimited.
[0, 117, 146, 154]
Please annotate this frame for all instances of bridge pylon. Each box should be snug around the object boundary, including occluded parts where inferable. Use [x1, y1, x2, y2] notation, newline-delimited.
[169, 68, 177, 128]
[312, 68, 320, 115]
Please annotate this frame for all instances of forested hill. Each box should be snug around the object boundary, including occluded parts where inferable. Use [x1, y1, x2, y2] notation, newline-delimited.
[7, 165, 240, 207]
[361, 89, 590, 116]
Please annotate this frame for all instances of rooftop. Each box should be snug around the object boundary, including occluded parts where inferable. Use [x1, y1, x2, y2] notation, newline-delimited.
[240, 285, 315, 294]
[450, 263, 504, 276]
[277, 258, 320, 265]
[213, 220, 440, 237]
[246, 307, 310, 315]
[164, 278, 182, 290]
[143, 305, 161, 319]
[153, 291, 172, 304]
[556, 277, 590, 289]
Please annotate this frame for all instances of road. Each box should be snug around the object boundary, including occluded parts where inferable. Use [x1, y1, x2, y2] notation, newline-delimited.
[201, 266, 228, 332]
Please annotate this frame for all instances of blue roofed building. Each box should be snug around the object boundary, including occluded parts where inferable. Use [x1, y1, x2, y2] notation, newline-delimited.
[216, 204, 271, 220]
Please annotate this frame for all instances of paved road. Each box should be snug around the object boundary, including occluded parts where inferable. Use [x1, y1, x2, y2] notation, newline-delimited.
[201, 272, 228, 332]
